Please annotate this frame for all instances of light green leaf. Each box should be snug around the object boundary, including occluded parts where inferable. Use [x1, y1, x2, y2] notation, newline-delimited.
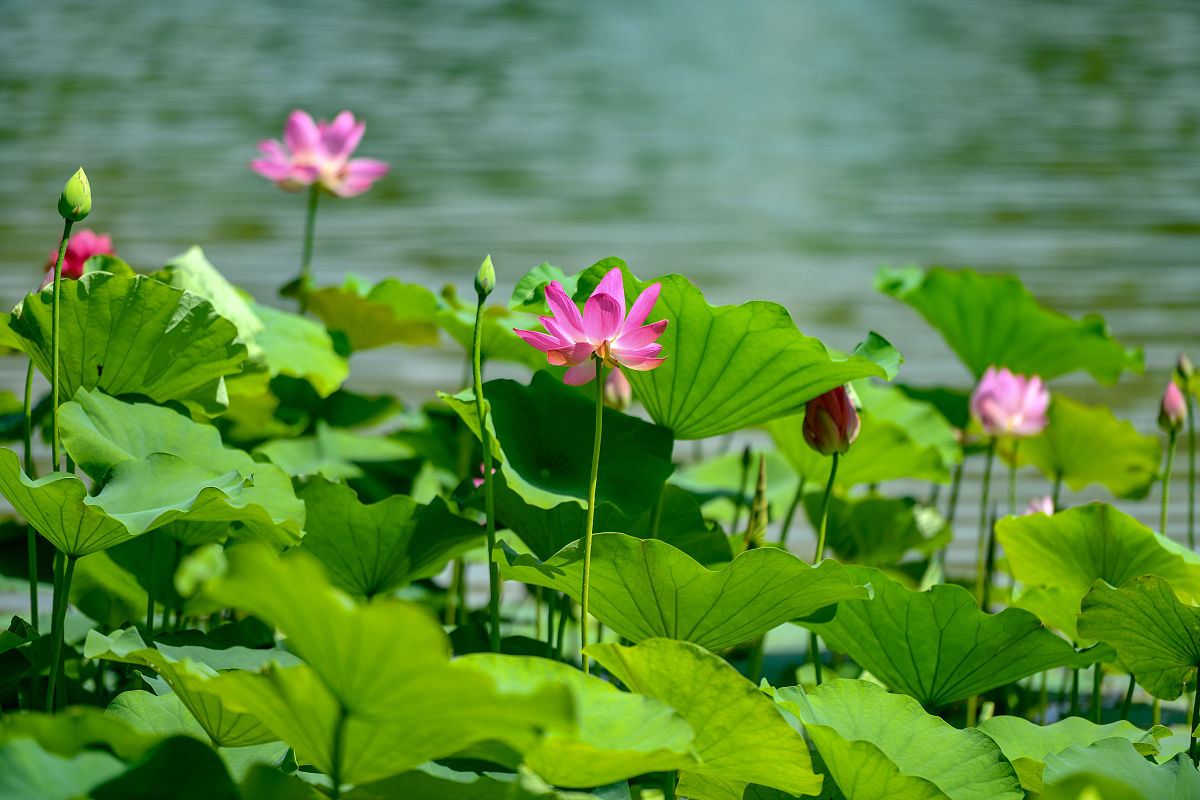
[441, 372, 674, 516]
[307, 279, 440, 351]
[509, 263, 579, 313]
[252, 304, 349, 398]
[1041, 739, 1200, 799]
[156, 246, 265, 353]
[346, 764, 599, 800]
[1011, 396, 1161, 500]
[998, 503, 1200, 640]
[501, 533, 866, 651]
[876, 266, 1142, 384]
[804, 566, 1108, 708]
[296, 477, 484, 598]
[0, 737, 126, 800]
[586, 638, 823, 798]
[1077, 576, 1200, 701]
[977, 715, 1167, 792]
[255, 422, 415, 480]
[775, 679, 1022, 800]
[88, 735, 242, 800]
[851, 332, 904, 381]
[802, 493, 950, 568]
[437, 303, 547, 369]
[457, 653, 697, 787]
[573, 259, 886, 439]
[853, 379, 961, 468]
[8, 272, 247, 415]
[0, 706, 158, 761]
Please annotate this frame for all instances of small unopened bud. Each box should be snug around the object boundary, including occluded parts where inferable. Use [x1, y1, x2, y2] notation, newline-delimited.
[1023, 495, 1055, 516]
[1177, 352, 1194, 382]
[1160, 381, 1187, 433]
[803, 385, 861, 456]
[474, 254, 496, 299]
[603, 368, 632, 412]
[58, 168, 92, 222]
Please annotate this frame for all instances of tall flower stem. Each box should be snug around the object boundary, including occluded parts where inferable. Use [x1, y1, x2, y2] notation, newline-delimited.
[1186, 390, 1195, 549]
[777, 478, 806, 548]
[298, 184, 320, 313]
[45, 553, 76, 712]
[1191, 668, 1200, 766]
[809, 454, 839, 686]
[50, 219, 73, 473]
[471, 295, 500, 652]
[22, 359, 39, 710]
[581, 358, 607, 675]
[1008, 440, 1019, 517]
[974, 438, 998, 607]
[145, 534, 156, 640]
[1091, 665, 1103, 723]
[1163, 429, 1178, 535]
[1119, 674, 1135, 720]
[1052, 473, 1063, 511]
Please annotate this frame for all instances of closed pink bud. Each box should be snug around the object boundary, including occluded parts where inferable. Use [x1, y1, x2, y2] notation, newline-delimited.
[1023, 495, 1055, 516]
[603, 369, 632, 412]
[803, 386, 860, 456]
[969, 366, 1049, 438]
[1160, 381, 1187, 433]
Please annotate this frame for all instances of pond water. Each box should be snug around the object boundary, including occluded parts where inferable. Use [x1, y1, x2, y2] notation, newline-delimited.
[1, 0, 1198, 556]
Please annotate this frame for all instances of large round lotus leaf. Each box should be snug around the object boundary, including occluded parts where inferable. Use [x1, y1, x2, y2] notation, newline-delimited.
[7, 272, 247, 416]
[155, 247, 265, 354]
[1008, 396, 1161, 500]
[803, 565, 1109, 708]
[875, 266, 1142, 384]
[775, 679, 1022, 800]
[500, 533, 866, 651]
[585, 639, 822, 799]
[1077, 576, 1200, 701]
[306, 277, 440, 351]
[346, 763, 602, 800]
[441, 372, 674, 517]
[998, 503, 1200, 640]
[1041, 738, 1200, 799]
[251, 304, 348, 398]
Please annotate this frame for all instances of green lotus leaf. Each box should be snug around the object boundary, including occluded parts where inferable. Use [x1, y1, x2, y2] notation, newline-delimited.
[585, 638, 822, 799]
[60, 389, 304, 547]
[875, 266, 1142, 384]
[1009, 395, 1161, 500]
[493, 477, 731, 564]
[0, 737, 126, 799]
[850, 331, 904, 381]
[802, 493, 950, 568]
[155, 246, 266, 354]
[441, 372, 674, 516]
[803, 566, 1109, 708]
[252, 304, 349, 398]
[306, 278, 440, 351]
[85, 627, 295, 747]
[1041, 739, 1200, 799]
[89, 735, 242, 800]
[853, 379, 962, 467]
[456, 653, 696, 787]
[255, 422, 416, 480]
[998, 503, 1200, 640]
[565, 259, 886, 439]
[436, 300, 547, 369]
[502, 533, 866, 651]
[976, 715, 1168, 792]
[1077, 576, 1200, 701]
[671, 450, 802, 528]
[346, 764, 604, 800]
[509, 263, 579, 313]
[775, 679, 1022, 800]
[8, 272, 247, 415]
[0, 706, 158, 761]
[296, 476, 485, 598]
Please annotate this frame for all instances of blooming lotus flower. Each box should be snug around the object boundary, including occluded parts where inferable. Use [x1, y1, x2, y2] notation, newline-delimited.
[1023, 495, 1055, 516]
[1160, 381, 1187, 433]
[803, 386, 860, 456]
[251, 110, 389, 198]
[969, 366, 1049, 437]
[514, 269, 667, 386]
[42, 229, 115, 288]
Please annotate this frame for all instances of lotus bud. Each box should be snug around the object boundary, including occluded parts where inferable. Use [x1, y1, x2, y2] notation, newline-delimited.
[603, 368, 632, 412]
[803, 386, 861, 456]
[1177, 352, 1194, 383]
[57, 167, 92, 222]
[1023, 496, 1055, 516]
[474, 254, 496, 299]
[1160, 381, 1187, 433]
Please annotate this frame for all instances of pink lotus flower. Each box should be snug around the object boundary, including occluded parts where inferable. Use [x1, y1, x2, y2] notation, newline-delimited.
[1023, 495, 1055, 516]
[514, 268, 667, 386]
[251, 110, 389, 198]
[1160, 381, 1187, 433]
[42, 229, 115, 288]
[803, 386, 861, 456]
[969, 366, 1049, 437]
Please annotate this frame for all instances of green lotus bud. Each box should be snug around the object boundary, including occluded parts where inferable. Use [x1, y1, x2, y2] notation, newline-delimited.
[1177, 352, 1194, 382]
[57, 167, 92, 222]
[474, 254, 496, 299]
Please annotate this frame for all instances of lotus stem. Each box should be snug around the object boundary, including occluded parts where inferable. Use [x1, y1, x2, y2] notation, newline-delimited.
[146, 534, 156, 640]
[1091, 665, 1103, 723]
[809, 631, 823, 687]
[23, 359, 38, 628]
[50, 218, 73, 473]
[1192, 670, 1200, 766]
[663, 770, 677, 800]
[649, 488, 665, 542]
[471, 294, 501, 652]
[445, 558, 463, 626]
[777, 477, 805, 548]
[1052, 473, 1063, 511]
[45, 553, 76, 712]
[1069, 668, 1080, 717]
[330, 703, 347, 800]
[1008, 440, 1019, 517]
[746, 636, 765, 684]
[1186, 390, 1195, 549]
[1163, 429, 1178, 536]
[1120, 674, 1135, 721]
[581, 358, 607, 675]
[556, 594, 568, 660]
[974, 438, 997, 607]
[733, 446, 751, 535]
[814, 453, 839, 563]
[298, 184, 319, 313]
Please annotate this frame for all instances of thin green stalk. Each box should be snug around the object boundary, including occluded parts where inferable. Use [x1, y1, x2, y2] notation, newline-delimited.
[1052, 473, 1063, 511]
[777, 478, 805, 548]
[746, 636, 765, 684]
[545, 589, 556, 655]
[648, 488, 665, 542]
[298, 184, 319, 313]
[732, 447, 751, 536]
[445, 558, 463, 626]
[50, 219, 73, 473]
[1008, 440, 1019, 517]
[945, 461, 964, 528]
[1037, 671, 1049, 724]
[1192, 670, 1200, 766]
[146, 534, 156, 640]
[1120, 674, 1135, 721]
[813, 454, 839, 563]
[330, 703, 347, 800]
[974, 438, 998, 607]
[1164, 429, 1178, 535]
[535, 586, 543, 640]
[472, 295, 501, 652]
[1069, 668, 1080, 717]
[1091, 665, 1103, 723]
[556, 594, 568, 660]
[1186, 391, 1195, 549]
[581, 358, 607, 675]
[809, 631, 823, 686]
[46, 553, 76, 712]
[663, 771, 677, 800]
[23, 358, 39, 645]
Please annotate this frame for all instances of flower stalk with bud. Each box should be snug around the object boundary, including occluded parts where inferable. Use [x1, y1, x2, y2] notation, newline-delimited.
[1160, 380, 1187, 537]
[472, 256, 501, 652]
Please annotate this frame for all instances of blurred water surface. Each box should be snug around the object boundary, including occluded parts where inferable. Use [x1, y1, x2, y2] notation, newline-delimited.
[1, 0, 1199, 549]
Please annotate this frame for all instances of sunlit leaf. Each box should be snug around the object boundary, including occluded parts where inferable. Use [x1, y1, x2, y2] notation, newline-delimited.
[252, 304, 349, 398]
[509, 263, 579, 313]
[875, 266, 1142, 384]
[0, 737, 126, 799]
[307, 278, 439, 351]
[255, 422, 415, 480]
[155, 246, 265, 354]
[436, 298, 547, 369]
[345, 763, 601, 800]
[586, 638, 823, 798]
[502, 533, 866, 651]
[90, 735, 242, 800]
[802, 493, 950, 568]
[1041, 739, 1200, 798]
